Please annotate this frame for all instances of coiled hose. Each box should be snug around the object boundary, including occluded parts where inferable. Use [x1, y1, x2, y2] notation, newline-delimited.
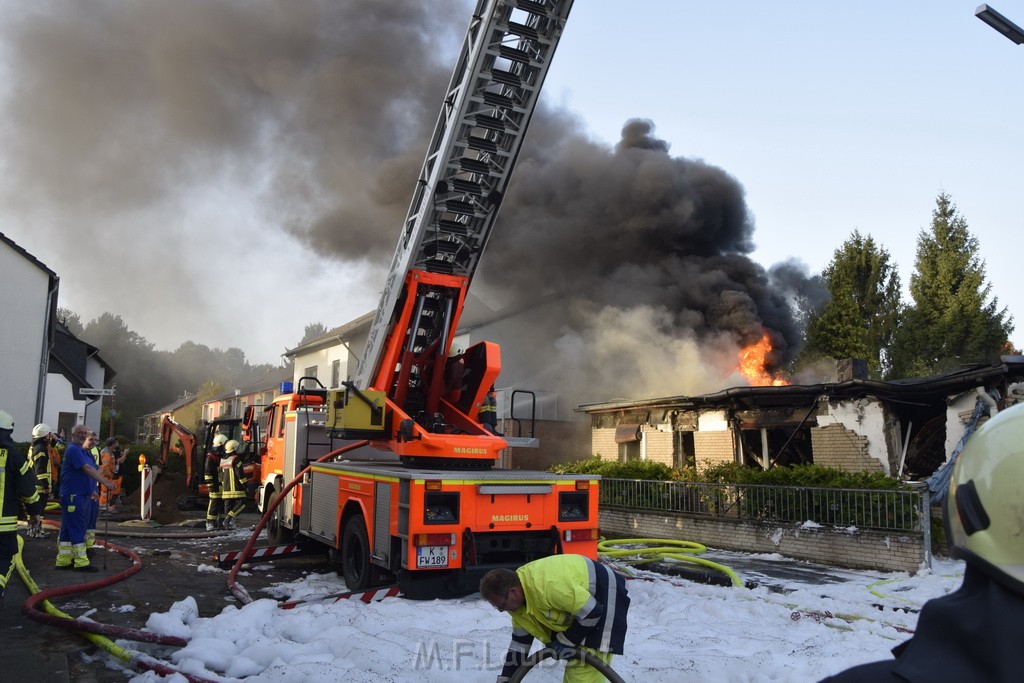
[598, 538, 744, 587]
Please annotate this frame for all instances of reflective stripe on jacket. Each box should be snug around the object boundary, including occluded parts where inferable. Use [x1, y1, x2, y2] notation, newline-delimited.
[1, 438, 43, 532]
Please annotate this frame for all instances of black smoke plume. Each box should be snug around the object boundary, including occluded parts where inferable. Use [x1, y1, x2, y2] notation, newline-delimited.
[0, 1, 815, 403]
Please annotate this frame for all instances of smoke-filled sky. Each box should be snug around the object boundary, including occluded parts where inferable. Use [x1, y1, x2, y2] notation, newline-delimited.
[1, 1, 1020, 402]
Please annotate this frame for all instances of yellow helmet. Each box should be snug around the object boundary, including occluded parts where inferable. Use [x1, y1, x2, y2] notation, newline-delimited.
[212, 434, 228, 448]
[225, 439, 240, 454]
[945, 402, 1024, 593]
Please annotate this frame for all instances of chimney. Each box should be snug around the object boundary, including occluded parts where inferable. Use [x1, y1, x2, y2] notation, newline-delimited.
[837, 359, 868, 382]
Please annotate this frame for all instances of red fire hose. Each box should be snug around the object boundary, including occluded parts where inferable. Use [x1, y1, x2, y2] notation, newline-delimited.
[227, 440, 369, 604]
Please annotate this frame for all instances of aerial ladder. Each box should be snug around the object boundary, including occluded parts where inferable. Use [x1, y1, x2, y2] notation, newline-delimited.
[253, 0, 599, 596]
[331, 0, 575, 467]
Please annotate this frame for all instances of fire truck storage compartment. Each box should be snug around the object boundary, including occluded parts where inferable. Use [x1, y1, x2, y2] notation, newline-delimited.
[372, 481, 392, 566]
[306, 476, 339, 544]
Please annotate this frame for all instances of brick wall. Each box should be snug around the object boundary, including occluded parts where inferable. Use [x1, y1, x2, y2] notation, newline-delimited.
[642, 427, 673, 466]
[600, 507, 926, 573]
[695, 430, 734, 469]
[811, 424, 883, 473]
[592, 427, 617, 461]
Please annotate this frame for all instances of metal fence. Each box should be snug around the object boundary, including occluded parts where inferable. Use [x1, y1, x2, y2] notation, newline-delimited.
[600, 478, 929, 533]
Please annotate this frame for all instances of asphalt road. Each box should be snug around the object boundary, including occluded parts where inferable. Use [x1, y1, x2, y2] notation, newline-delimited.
[2, 501, 873, 682]
[2, 508, 331, 683]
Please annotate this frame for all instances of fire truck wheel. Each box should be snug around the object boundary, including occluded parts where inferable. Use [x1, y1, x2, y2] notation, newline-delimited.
[341, 516, 371, 590]
[266, 489, 292, 545]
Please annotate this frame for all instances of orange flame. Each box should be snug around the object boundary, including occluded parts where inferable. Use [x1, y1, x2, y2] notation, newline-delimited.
[738, 333, 789, 386]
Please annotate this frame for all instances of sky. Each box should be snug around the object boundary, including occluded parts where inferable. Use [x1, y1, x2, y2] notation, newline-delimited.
[110, 548, 967, 682]
[1, 1, 1021, 378]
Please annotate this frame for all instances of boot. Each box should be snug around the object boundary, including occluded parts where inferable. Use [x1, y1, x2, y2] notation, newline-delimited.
[206, 521, 217, 532]
[223, 517, 236, 531]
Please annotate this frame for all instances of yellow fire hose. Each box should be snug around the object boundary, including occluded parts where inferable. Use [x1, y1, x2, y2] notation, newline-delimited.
[11, 535, 134, 664]
[598, 538, 744, 587]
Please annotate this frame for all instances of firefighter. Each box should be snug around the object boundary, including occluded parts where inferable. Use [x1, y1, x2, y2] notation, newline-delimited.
[480, 385, 500, 435]
[822, 403, 1024, 682]
[55, 425, 115, 572]
[28, 423, 57, 536]
[98, 438, 127, 508]
[204, 433, 228, 531]
[219, 439, 249, 530]
[480, 554, 630, 683]
[1, 409, 43, 600]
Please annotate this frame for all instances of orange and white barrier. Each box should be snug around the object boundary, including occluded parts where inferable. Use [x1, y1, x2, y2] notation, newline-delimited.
[138, 455, 153, 521]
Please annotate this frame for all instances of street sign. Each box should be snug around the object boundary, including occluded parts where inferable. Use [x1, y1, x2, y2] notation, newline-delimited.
[79, 388, 115, 397]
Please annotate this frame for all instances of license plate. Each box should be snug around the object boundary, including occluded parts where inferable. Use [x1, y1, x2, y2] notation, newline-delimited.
[416, 545, 449, 568]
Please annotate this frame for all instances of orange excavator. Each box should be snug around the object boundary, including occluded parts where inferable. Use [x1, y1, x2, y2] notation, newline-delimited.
[158, 415, 260, 509]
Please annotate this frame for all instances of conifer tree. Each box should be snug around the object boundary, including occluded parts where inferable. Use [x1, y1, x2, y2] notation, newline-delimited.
[887, 193, 1012, 378]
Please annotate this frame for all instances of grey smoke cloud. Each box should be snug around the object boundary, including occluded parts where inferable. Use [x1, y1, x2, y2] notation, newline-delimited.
[0, 1, 812, 402]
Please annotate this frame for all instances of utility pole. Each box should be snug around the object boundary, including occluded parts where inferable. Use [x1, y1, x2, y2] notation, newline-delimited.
[108, 386, 117, 438]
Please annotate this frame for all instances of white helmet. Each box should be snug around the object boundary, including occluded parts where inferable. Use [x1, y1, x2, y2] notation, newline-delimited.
[945, 402, 1024, 593]
[225, 439, 240, 454]
[0, 410, 13, 431]
[33, 423, 54, 438]
[212, 434, 228, 447]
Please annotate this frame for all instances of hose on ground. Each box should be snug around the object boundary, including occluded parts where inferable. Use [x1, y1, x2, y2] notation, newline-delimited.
[13, 536, 219, 683]
[509, 647, 625, 683]
[37, 517, 229, 540]
[19, 536, 186, 645]
[227, 440, 369, 604]
[598, 537, 744, 587]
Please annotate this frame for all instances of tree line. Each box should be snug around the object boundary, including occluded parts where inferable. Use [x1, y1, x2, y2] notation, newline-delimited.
[57, 310, 296, 438]
[798, 192, 1015, 379]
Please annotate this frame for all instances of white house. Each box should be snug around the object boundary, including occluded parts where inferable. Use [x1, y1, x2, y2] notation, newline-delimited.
[284, 312, 375, 391]
[45, 321, 115, 437]
[0, 232, 59, 439]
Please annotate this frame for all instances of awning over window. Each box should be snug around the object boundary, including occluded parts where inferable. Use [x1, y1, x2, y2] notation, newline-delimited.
[614, 424, 642, 443]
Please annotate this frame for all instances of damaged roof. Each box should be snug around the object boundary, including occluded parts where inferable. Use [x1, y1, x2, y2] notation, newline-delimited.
[577, 356, 1024, 414]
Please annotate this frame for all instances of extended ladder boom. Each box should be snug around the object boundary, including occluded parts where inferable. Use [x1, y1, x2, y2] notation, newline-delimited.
[355, 0, 573, 388]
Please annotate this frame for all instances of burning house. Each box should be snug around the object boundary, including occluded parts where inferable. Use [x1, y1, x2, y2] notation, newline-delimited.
[579, 355, 1024, 481]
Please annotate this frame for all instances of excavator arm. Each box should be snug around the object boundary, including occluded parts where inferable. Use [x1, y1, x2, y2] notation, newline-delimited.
[159, 415, 199, 488]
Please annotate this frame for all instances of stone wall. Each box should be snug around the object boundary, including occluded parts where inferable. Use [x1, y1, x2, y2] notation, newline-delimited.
[600, 507, 928, 573]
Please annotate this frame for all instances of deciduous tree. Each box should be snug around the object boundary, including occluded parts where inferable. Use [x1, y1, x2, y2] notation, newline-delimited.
[801, 230, 902, 376]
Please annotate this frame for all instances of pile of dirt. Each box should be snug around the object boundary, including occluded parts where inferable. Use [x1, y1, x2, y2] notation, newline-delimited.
[121, 469, 194, 525]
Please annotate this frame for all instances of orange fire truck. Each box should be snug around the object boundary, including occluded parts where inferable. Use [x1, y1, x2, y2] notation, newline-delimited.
[254, 0, 598, 598]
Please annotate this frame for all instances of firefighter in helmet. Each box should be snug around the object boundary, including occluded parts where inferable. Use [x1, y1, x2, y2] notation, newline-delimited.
[28, 423, 58, 536]
[480, 385, 500, 435]
[2, 409, 43, 598]
[823, 402, 1024, 682]
[219, 439, 249, 530]
[204, 433, 228, 531]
